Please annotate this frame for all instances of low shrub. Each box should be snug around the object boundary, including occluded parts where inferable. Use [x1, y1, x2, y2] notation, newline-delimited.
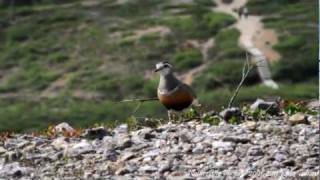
[172, 49, 203, 71]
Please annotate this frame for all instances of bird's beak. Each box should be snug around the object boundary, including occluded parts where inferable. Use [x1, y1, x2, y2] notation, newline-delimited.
[154, 67, 162, 72]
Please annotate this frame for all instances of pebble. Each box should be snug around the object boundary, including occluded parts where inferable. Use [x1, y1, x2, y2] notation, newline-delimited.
[219, 107, 242, 120]
[55, 122, 75, 134]
[83, 127, 111, 140]
[288, 113, 308, 125]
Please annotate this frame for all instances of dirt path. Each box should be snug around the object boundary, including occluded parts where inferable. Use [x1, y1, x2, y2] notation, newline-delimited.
[214, 0, 280, 89]
[214, 0, 280, 61]
[179, 38, 214, 85]
[180, 0, 281, 87]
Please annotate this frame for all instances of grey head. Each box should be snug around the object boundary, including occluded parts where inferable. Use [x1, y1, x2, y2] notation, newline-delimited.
[154, 62, 181, 94]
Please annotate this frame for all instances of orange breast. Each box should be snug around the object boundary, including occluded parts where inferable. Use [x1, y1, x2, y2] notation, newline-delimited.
[158, 87, 194, 111]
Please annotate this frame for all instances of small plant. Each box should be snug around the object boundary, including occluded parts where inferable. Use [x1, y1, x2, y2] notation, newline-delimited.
[250, 109, 267, 121]
[126, 116, 139, 131]
[228, 116, 242, 125]
[284, 102, 317, 116]
[203, 12, 236, 34]
[202, 115, 221, 125]
[182, 107, 199, 120]
[172, 49, 203, 71]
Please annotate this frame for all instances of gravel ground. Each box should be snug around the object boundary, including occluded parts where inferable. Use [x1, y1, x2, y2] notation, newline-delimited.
[0, 112, 319, 179]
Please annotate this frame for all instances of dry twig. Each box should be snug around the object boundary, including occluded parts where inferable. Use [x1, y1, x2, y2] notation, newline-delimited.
[118, 97, 159, 114]
[227, 52, 254, 108]
[119, 97, 158, 103]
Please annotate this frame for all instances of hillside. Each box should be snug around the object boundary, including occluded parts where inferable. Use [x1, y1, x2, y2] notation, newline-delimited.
[0, 0, 318, 131]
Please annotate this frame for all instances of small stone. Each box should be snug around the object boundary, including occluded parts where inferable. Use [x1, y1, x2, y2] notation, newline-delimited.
[83, 127, 111, 140]
[222, 136, 251, 143]
[0, 162, 33, 177]
[241, 121, 257, 131]
[214, 160, 225, 170]
[179, 132, 192, 143]
[282, 159, 295, 166]
[250, 99, 279, 115]
[212, 141, 235, 152]
[16, 141, 30, 149]
[182, 143, 192, 153]
[120, 152, 135, 161]
[51, 137, 69, 150]
[192, 144, 204, 154]
[139, 165, 157, 173]
[103, 150, 118, 162]
[5, 151, 22, 162]
[102, 136, 116, 150]
[55, 122, 75, 134]
[113, 124, 128, 134]
[159, 161, 172, 173]
[306, 157, 319, 166]
[274, 152, 287, 162]
[219, 107, 242, 121]
[288, 113, 308, 125]
[254, 133, 264, 140]
[67, 140, 94, 157]
[307, 100, 319, 110]
[247, 146, 264, 156]
[115, 167, 130, 175]
[0, 146, 7, 155]
[50, 152, 63, 161]
[143, 149, 160, 159]
[115, 136, 132, 150]
[137, 128, 156, 140]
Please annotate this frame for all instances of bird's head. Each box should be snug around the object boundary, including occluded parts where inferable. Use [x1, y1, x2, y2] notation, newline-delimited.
[154, 62, 173, 76]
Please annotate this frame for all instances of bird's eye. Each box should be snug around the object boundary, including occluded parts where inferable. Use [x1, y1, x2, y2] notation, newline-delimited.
[164, 64, 169, 68]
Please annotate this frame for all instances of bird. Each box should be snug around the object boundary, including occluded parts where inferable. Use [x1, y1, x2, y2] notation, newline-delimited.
[154, 61, 196, 121]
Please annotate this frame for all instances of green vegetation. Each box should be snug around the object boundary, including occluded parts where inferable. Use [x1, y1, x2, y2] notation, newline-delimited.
[212, 28, 242, 59]
[0, 99, 166, 132]
[198, 83, 317, 109]
[203, 12, 236, 35]
[284, 102, 318, 116]
[172, 49, 203, 71]
[194, 60, 259, 92]
[202, 115, 221, 125]
[161, 11, 236, 39]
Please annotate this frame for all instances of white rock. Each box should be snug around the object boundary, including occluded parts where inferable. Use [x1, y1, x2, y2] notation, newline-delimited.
[0, 146, 6, 155]
[66, 140, 94, 157]
[250, 98, 279, 115]
[113, 124, 128, 134]
[139, 165, 157, 173]
[288, 113, 308, 125]
[54, 122, 75, 134]
[143, 149, 160, 158]
[51, 137, 69, 150]
[241, 121, 257, 131]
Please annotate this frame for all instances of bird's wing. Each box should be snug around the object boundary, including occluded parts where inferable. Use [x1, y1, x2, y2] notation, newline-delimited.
[181, 83, 197, 98]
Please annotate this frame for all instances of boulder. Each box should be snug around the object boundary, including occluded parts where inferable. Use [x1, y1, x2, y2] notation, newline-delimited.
[250, 99, 280, 115]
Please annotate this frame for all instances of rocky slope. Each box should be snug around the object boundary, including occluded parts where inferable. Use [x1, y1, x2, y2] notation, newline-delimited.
[0, 113, 318, 179]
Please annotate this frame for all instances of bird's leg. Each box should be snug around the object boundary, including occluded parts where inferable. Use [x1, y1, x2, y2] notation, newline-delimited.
[177, 111, 184, 122]
[167, 110, 172, 123]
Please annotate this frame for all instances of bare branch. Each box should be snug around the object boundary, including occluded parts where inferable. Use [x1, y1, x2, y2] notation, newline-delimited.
[118, 97, 158, 115]
[119, 97, 158, 103]
[227, 52, 254, 108]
